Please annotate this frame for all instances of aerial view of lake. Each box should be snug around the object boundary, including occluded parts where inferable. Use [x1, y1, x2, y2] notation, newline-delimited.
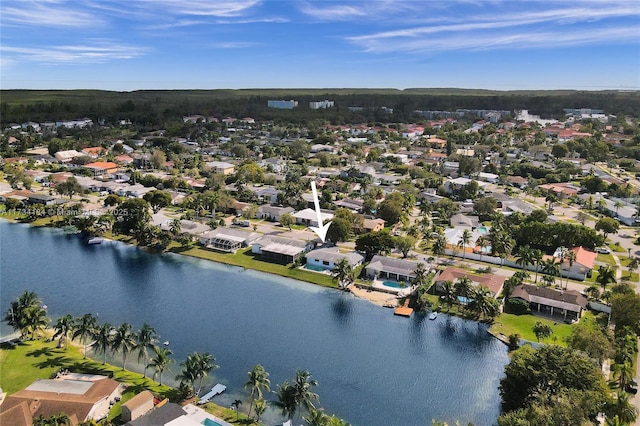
[1, 221, 509, 425]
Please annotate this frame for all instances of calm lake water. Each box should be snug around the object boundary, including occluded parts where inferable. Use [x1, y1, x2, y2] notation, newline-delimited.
[0, 221, 508, 425]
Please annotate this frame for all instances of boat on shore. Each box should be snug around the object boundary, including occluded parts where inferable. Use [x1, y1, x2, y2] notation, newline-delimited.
[87, 237, 103, 245]
[429, 312, 438, 320]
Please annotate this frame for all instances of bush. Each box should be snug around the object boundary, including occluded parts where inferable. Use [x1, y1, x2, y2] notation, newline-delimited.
[505, 298, 531, 315]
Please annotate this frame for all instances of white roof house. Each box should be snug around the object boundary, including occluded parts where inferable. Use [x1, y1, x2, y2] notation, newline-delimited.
[54, 150, 85, 163]
[293, 208, 334, 227]
[305, 247, 364, 270]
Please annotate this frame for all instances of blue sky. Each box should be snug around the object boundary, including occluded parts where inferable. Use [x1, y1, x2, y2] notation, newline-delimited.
[1, 0, 639, 91]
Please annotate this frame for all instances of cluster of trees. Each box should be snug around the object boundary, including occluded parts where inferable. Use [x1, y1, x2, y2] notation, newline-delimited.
[355, 230, 417, 260]
[437, 276, 500, 320]
[4, 291, 350, 426]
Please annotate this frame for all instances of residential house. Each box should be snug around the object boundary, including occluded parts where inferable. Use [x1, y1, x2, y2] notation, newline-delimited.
[305, 247, 365, 271]
[445, 177, 487, 194]
[205, 161, 235, 175]
[333, 198, 364, 213]
[256, 205, 294, 222]
[27, 194, 56, 206]
[510, 284, 588, 321]
[120, 391, 154, 423]
[365, 255, 423, 283]
[0, 374, 122, 426]
[81, 147, 105, 159]
[251, 235, 313, 264]
[553, 246, 597, 281]
[450, 213, 480, 229]
[199, 227, 260, 253]
[54, 150, 85, 163]
[126, 403, 231, 426]
[434, 266, 505, 297]
[362, 218, 385, 233]
[85, 161, 118, 178]
[293, 208, 334, 227]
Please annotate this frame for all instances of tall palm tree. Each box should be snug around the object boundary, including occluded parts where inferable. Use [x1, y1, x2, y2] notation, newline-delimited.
[597, 265, 617, 292]
[331, 258, 354, 289]
[72, 313, 97, 358]
[93, 322, 114, 364]
[194, 352, 218, 397]
[275, 381, 297, 420]
[292, 369, 319, 417]
[147, 345, 174, 385]
[176, 354, 199, 398]
[111, 323, 137, 370]
[515, 245, 534, 273]
[411, 262, 428, 288]
[432, 234, 447, 257]
[614, 362, 635, 390]
[136, 323, 158, 378]
[454, 276, 473, 303]
[457, 229, 472, 260]
[564, 249, 577, 289]
[23, 305, 49, 340]
[245, 364, 270, 419]
[169, 218, 181, 236]
[231, 400, 242, 421]
[4, 290, 44, 339]
[253, 398, 267, 423]
[628, 256, 639, 279]
[52, 314, 75, 350]
[441, 280, 457, 311]
[541, 258, 560, 286]
[531, 248, 544, 283]
[304, 407, 329, 426]
[607, 391, 638, 424]
[476, 235, 489, 262]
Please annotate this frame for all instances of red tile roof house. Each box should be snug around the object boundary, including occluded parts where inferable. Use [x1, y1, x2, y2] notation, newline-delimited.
[434, 266, 506, 298]
[510, 284, 588, 322]
[84, 161, 118, 177]
[554, 246, 597, 281]
[0, 374, 122, 426]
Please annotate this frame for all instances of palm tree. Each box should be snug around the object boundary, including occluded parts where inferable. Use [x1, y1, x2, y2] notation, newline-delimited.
[491, 231, 513, 266]
[564, 249, 577, 289]
[169, 218, 181, 236]
[111, 322, 137, 370]
[245, 364, 270, 419]
[176, 355, 199, 398]
[253, 398, 267, 423]
[23, 305, 49, 340]
[136, 323, 158, 378]
[275, 381, 297, 420]
[607, 391, 638, 424]
[93, 322, 114, 364]
[411, 262, 428, 288]
[476, 235, 489, 262]
[441, 280, 457, 311]
[515, 245, 534, 273]
[304, 407, 329, 426]
[454, 276, 473, 309]
[614, 200, 623, 216]
[5, 290, 44, 339]
[292, 369, 319, 417]
[331, 258, 354, 289]
[194, 352, 217, 396]
[231, 400, 242, 421]
[468, 286, 499, 320]
[52, 314, 75, 350]
[541, 258, 560, 287]
[597, 265, 617, 292]
[72, 313, 97, 358]
[628, 256, 639, 279]
[147, 345, 174, 385]
[531, 249, 544, 283]
[541, 274, 555, 288]
[614, 362, 635, 390]
[432, 234, 447, 257]
[457, 229, 472, 260]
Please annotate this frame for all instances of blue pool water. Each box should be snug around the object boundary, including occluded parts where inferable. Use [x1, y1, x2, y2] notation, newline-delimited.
[478, 226, 488, 234]
[304, 263, 328, 272]
[383, 280, 404, 288]
[202, 419, 223, 426]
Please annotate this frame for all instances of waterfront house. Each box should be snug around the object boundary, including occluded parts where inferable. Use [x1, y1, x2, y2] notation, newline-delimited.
[27, 194, 57, 206]
[365, 255, 423, 283]
[305, 247, 365, 271]
[251, 235, 313, 264]
[199, 227, 260, 253]
[126, 403, 230, 426]
[0, 374, 122, 425]
[120, 390, 154, 422]
[509, 284, 588, 321]
[434, 266, 505, 297]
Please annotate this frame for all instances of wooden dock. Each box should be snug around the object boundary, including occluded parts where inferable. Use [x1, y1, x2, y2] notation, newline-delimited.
[394, 299, 413, 317]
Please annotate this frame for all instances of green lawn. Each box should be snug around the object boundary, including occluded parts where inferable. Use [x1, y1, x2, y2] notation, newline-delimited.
[0, 338, 257, 425]
[490, 313, 575, 345]
[177, 246, 338, 288]
[596, 253, 615, 265]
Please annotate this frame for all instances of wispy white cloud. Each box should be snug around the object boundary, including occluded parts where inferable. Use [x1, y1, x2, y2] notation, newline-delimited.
[148, 0, 261, 17]
[209, 41, 257, 49]
[1, 40, 148, 64]
[298, 3, 369, 20]
[347, 3, 640, 53]
[1, 0, 102, 27]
